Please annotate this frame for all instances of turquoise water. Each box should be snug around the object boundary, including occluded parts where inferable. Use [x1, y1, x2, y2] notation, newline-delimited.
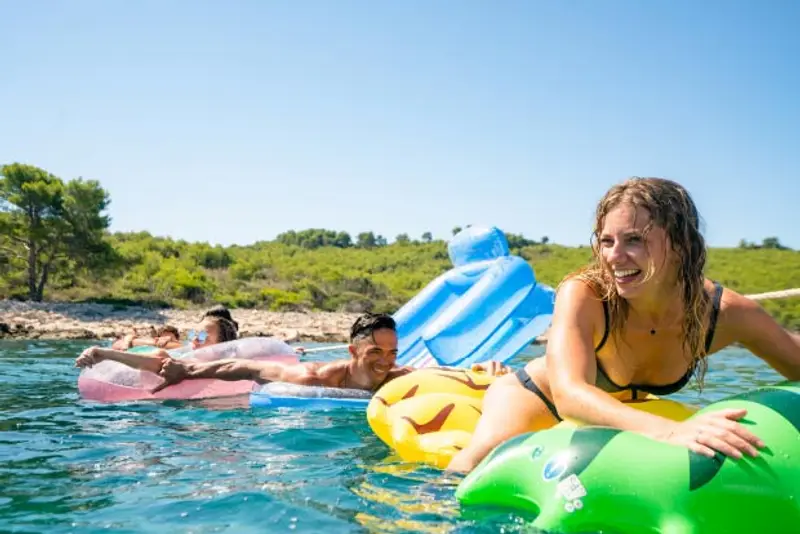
[0, 340, 785, 533]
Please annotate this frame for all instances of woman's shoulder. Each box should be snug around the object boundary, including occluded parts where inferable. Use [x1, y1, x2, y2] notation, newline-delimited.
[557, 275, 606, 303]
[552, 276, 607, 326]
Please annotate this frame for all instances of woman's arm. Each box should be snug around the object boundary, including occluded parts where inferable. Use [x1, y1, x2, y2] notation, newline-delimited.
[110, 335, 181, 351]
[545, 280, 676, 439]
[723, 291, 800, 380]
[151, 336, 184, 350]
[128, 336, 183, 350]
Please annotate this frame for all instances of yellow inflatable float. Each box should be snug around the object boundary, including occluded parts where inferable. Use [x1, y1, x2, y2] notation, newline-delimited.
[366, 367, 698, 469]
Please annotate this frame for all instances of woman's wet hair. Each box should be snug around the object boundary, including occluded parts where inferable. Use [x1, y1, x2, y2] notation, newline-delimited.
[565, 177, 711, 388]
[202, 305, 239, 343]
[350, 313, 396, 343]
[202, 305, 239, 330]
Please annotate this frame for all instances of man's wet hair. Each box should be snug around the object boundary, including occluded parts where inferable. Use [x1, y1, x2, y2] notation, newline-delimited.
[350, 313, 396, 343]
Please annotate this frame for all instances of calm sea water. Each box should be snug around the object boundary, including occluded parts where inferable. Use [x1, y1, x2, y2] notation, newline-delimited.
[0, 340, 784, 533]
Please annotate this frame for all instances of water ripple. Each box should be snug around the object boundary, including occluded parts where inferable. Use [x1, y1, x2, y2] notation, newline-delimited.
[0, 340, 787, 533]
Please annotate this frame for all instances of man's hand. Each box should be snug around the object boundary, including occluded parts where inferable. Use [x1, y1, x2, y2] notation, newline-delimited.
[471, 360, 511, 376]
[151, 358, 191, 393]
[75, 346, 104, 368]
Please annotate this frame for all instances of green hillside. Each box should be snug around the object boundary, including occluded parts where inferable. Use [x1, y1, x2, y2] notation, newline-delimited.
[1, 230, 798, 329]
[2, 162, 798, 329]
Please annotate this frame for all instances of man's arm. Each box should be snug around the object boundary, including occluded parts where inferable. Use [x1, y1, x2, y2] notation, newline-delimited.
[153, 358, 323, 392]
[182, 359, 290, 382]
[75, 346, 168, 374]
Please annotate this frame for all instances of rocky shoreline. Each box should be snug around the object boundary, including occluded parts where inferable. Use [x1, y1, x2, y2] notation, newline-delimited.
[0, 300, 361, 343]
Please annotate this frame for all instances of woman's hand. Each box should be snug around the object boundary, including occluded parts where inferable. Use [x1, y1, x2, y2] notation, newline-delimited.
[659, 408, 765, 459]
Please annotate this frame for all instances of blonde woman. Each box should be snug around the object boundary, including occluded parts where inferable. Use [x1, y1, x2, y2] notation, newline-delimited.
[448, 177, 800, 473]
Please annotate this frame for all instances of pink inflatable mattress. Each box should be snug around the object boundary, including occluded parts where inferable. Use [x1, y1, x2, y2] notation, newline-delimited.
[77, 337, 300, 402]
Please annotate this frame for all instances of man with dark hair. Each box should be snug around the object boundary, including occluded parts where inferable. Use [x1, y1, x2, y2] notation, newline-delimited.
[349, 312, 398, 344]
[76, 312, 510, 393]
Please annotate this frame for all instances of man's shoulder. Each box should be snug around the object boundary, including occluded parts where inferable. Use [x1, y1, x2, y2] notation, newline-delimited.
[301, 361, 347, 385]
[386, 366, 413, 379]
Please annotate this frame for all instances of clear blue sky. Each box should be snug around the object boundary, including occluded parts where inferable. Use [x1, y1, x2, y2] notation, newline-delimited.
[2, 1, 799, 248]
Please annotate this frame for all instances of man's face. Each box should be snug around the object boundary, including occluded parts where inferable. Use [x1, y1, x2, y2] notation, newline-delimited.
[349, 328, 399, 383]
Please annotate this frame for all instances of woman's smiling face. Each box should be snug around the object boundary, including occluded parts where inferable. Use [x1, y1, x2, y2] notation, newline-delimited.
[599, 203, 673, 300]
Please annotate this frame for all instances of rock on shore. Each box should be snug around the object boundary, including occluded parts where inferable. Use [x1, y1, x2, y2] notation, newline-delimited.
[0, 300, 361, 343]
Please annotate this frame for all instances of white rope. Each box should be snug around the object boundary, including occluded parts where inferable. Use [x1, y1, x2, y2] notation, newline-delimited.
[744, 288, 800, 301]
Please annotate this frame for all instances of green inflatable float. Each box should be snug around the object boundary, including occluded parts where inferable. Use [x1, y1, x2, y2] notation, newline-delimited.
[456, 381, 800, 534]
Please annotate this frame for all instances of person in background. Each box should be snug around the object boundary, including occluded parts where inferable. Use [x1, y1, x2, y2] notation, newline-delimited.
[96, 305, 241, 372]
[109, 304, 305, 354]
[111, 325, 182, 351]
[76, 312, 511, 392]
[196, 304, 307, 353]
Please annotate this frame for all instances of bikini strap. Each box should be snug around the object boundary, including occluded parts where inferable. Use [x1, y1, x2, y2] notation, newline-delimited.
[704, 281, 724, 353]
[596, 300, 610, 352]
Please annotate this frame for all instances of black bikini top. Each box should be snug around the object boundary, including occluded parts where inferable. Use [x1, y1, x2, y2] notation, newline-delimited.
[593, 281, 723, 397]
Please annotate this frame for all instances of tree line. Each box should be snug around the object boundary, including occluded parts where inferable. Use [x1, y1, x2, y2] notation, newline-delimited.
[274, 227, 548, 249]
[2, 163, 798, 328]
